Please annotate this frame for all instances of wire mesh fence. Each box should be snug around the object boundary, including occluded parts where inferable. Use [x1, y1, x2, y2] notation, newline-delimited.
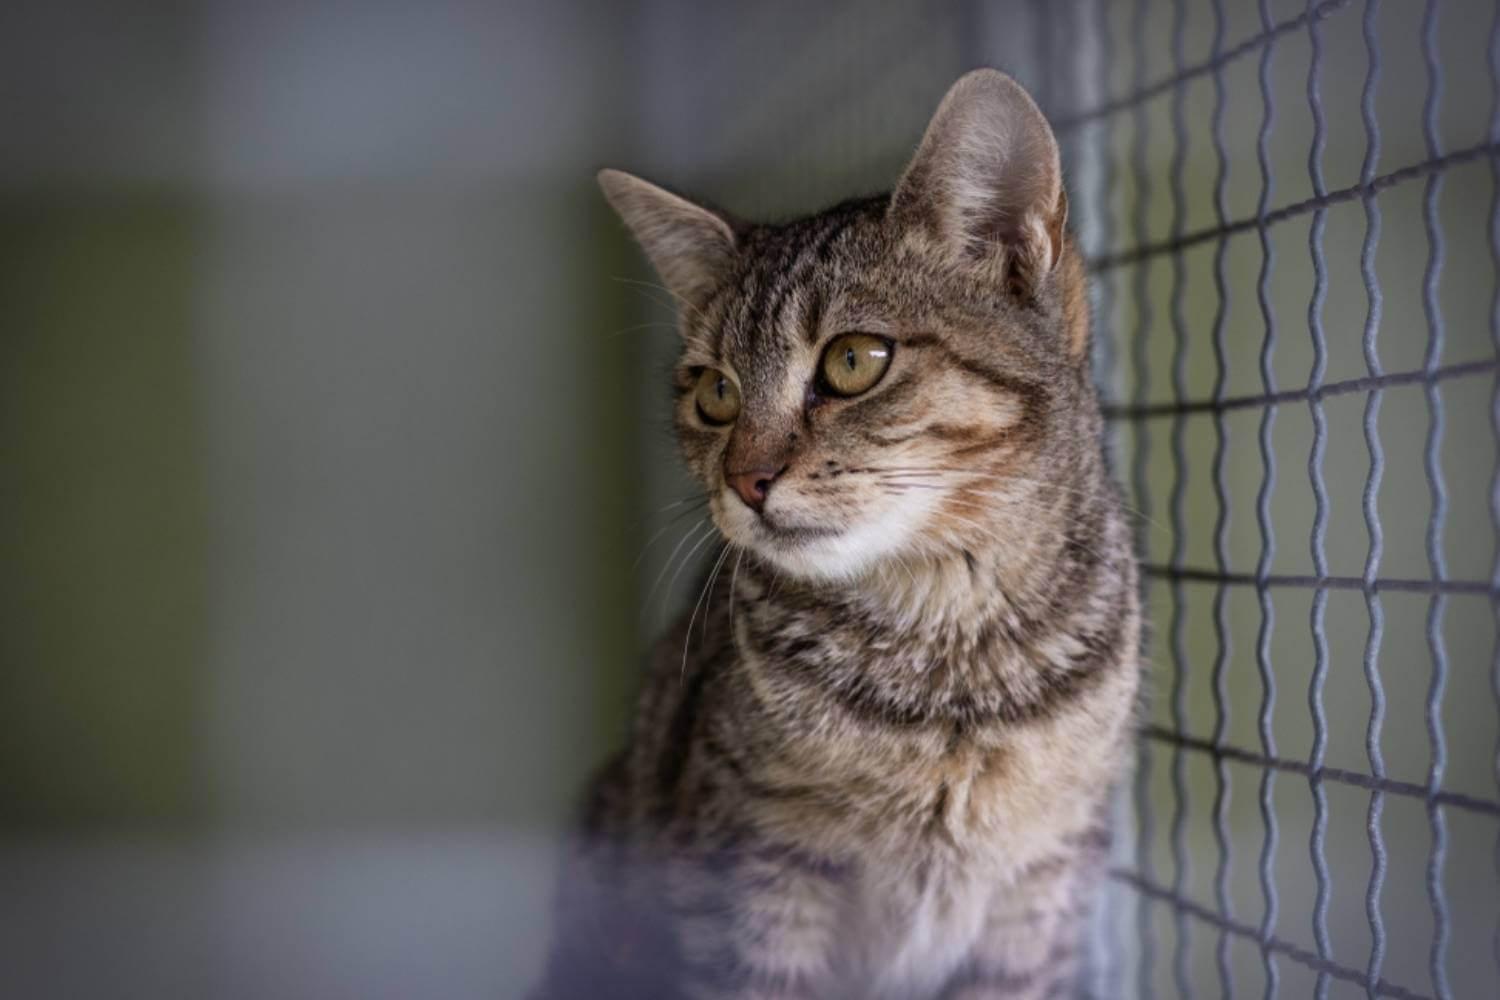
[1078, 1, 1499, 997]
[634, 0, 1500, 995]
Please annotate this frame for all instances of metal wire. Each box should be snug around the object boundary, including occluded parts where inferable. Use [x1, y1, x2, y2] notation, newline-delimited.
[1118, 870, 1435, 1000]
[1304, 8, 1335, 994]
[1142, 726, 1500, 819]
[1085, 3, 1124, 994]
[1419, 3, 1452, 996]
[1091, 0, 1120, 409]
[1165, 1, 1194, 993]
[1127, 1, 1158, 996]
[1104, 358, 1499, 420]
[1207, 0, 1235, 994]
[1092, 6, 1484, 981]
[1140, 564, 1497, 596]
[1091, 140, 1500, 272]
[1490, 0, 1500, 982]
[1071, 0, 1490, 988]
[1055, 0, 1357, 133]
[1357, 5, 1389, 996]
[1253, 3, 1283, 993]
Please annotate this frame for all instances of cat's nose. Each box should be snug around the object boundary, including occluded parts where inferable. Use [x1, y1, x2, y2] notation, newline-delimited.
[726, 465, 785, 512]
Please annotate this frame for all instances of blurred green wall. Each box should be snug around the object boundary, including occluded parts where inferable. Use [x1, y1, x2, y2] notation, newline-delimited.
[0, 1, 649, 994]
[1, 197, 207, 827]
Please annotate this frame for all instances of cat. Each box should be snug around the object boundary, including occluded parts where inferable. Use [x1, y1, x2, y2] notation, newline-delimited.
[534, 69, 1141, 1000]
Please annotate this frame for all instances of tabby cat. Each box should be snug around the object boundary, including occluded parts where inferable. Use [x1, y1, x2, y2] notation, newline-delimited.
[536, 70, 1141, 1000]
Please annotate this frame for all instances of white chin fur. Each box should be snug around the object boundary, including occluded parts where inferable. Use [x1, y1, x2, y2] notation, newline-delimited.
[715, 486, 940, 584]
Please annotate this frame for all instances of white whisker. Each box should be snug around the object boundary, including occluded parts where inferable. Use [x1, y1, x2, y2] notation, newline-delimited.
[605, 320, 683, 340]
[610, 275, 710, 326]
[659, 521, 721, 626]
[644, 517, 709, 614]
[633, 500, 710, 569]
[684, 543, 733, 679]
[879, 480, 1150, 543]
[864, 464, 1160, 530]
[700, 543, 735, 649]
[642, 493, 710, 519]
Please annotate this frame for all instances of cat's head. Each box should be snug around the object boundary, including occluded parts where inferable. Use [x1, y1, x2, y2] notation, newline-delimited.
[600, 70, 1096, 584]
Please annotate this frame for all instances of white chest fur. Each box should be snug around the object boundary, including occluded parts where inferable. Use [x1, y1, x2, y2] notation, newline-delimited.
[853, 853, 997, 997]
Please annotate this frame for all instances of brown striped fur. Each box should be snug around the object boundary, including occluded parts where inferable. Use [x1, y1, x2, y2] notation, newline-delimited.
[537, 70, 1141, 999]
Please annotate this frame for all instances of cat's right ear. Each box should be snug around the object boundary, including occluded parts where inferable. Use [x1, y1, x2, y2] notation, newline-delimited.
[597, 169, 738, 308]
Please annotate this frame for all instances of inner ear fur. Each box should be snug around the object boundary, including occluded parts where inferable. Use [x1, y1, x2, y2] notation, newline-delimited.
[597, 168, 738, 309]
[891, 69, 1067, 303]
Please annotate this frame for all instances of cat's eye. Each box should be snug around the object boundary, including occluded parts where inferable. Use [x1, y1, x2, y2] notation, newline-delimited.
[694, 368, 741, 425]
[818, 333, 892, 397]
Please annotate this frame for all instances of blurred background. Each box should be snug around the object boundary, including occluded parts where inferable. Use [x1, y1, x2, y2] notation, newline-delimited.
[2, 1, 1497, 997]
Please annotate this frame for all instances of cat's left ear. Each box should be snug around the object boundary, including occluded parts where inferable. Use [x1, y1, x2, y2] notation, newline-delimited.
[598, 169, 738, 309]
[890, 69, 1066, 300]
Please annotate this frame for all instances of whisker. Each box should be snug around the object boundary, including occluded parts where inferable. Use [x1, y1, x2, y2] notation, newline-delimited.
[878, 482, 1121, 536]
[683, 542, 732, 681]
[638, 493, 710, 523]
[870, 467, 1163, 532]
[700, 542, 734, 649]
[862, 464, 1157, 520]
[659, 520, 721, 626]
[605, 320, 682, 340]
[873, 483, 1118, 570]
[610, 276, 710, 326]
[872, 464, 1130, 499]
[644, 517, 709, 613]
[873, 471, 1127, 505]
[633, 500, 710, 570]
[881, 479, 1110, 512]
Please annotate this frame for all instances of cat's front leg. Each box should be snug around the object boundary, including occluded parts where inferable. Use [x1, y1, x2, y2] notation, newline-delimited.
[669, 842, 848, 1000]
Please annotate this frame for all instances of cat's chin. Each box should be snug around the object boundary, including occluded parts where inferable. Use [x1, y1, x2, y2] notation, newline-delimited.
[743, 515, 916, 585]
[714, 488, 936, 585]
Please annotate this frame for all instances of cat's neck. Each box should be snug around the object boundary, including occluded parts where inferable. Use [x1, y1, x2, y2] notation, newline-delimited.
[725, 504, 1131, 741]
[847, 546, 1035, 637]
[740, 528, 1069, 644]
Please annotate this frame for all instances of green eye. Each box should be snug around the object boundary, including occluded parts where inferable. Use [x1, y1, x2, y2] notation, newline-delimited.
[819, 333, 892, 397]
[694, 368, 741, 425]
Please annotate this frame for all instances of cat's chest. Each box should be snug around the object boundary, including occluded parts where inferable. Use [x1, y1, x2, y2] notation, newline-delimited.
[767, 716, 1097, 864]
[840, 844, 998, 997]
[742, 627, 1136, 857]
[825, 742, 1090, 995]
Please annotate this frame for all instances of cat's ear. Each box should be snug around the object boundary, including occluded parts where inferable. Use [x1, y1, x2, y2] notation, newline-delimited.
[598, 169, 738, 308]
[890, 70, 1066, 298]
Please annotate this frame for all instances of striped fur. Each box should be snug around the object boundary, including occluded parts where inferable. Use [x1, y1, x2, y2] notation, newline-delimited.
[538, 71, 1141, 999]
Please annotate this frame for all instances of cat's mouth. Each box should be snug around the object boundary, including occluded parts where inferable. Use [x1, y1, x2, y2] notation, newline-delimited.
[723, 494, 923, 581]
[757, 514, 841, 545]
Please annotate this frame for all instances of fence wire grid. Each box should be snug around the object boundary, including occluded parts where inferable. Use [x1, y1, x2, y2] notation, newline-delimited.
[636, 0, 1500, 995]
[1076, 1, 1499, 997]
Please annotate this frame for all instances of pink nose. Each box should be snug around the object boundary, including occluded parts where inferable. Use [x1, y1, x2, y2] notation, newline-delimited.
[726, 465, 784, 512]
